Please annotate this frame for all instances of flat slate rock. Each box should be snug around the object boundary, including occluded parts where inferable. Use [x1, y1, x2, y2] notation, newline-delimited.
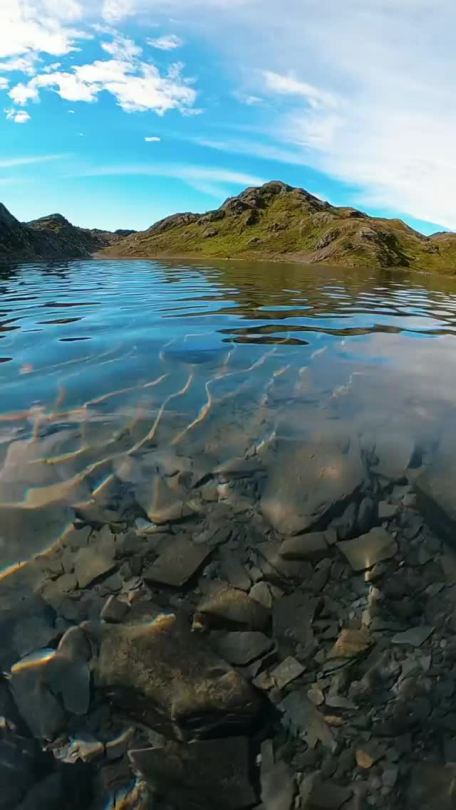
[407, 763, 456, 809]
[129, 737, 256, 810]
[270, 657, 305, 689]
[143, 536, 211, 587]
[300, 772, 352, 809]
[260, 436, 364, 535]
[74, 541, 116, 589]
[280, 532, 330, 562]
[337, 528, 397, 571]
[94, 613, 260, 737]
[279, 690, 336, 752]
[215, 631, 273, 666]
[391, 626, 435, 647]
[260, 739, 295, 810]
[415, 448, 456, 543]
[193, 585, 270, 631]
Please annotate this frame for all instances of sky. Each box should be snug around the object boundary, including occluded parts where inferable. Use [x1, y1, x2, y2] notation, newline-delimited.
[0, 0, 455, 234]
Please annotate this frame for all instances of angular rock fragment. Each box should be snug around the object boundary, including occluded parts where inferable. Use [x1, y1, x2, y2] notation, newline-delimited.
[193, 585, 270, 631]
[260, 437, 364, 535]
[74, 539, 116, 589]
[260, 739, 295, 810]
[214, 631, 273, 666]
[143, 536, 211, 587]
[135, 475, 192, 524]
[391, 626, 434, 647]
[94, 613, 260, 738]
[328, 628, 372, 660]
[415, 449, 456, 543]
[279, 690, 336, 751]
[338, 528, 397, 571]
[371, 432, 416, 481]
[280, 532, 330, 562]
[300, 772, 352, 809]
[270, 657, 305, 690]
[129, 736, 257, 810]
[101, 595, 130, 623]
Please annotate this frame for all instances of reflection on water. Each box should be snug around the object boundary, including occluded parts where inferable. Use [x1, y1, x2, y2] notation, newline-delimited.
[1, 258, 456, 568]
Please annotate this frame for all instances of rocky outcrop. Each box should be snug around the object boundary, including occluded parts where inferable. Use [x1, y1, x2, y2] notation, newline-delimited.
[0, 204, 134, 261]
[100, 180, 456, 272]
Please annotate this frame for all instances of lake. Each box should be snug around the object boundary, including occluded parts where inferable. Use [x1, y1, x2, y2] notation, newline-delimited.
[2, 258, 456, 808]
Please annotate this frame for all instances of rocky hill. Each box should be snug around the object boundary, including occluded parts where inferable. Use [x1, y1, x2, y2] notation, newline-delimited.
[0, 205, 134, 261]
[100, 181, 456, 272]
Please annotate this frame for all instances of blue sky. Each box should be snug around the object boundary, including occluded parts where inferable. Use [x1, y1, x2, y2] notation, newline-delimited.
[0, 1, 455, 234]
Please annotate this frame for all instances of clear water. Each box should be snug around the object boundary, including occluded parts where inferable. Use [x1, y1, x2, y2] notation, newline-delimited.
[1, 258, 456, 569]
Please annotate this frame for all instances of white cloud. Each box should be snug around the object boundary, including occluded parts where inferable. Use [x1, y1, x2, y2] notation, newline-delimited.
[102, 0, 134, 23]
[0, 78, 9, 89]
[9, 35, 197, 114]
[5, 108, 31, 123]
[145, 135, 161, 142]
[0, 53, 41, 75]
[148, 34, 183, 51]
[0, 0, 85, 60]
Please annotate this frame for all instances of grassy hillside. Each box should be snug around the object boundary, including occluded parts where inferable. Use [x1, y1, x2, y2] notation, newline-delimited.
[101, 181, 456, 273]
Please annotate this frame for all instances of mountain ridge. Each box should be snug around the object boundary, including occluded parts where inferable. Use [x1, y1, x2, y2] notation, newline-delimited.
[0, 206, 135, 261]
[100, 181, 456, 273]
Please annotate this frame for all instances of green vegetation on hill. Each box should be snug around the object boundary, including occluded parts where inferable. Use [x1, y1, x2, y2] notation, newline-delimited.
[101, 181, 456, 273]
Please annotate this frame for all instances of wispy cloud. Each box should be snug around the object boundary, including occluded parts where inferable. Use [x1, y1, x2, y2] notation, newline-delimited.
[148, 34, 183, 51]
[0, 154, 68, 168]
[262, 70, 338, 110]
[79, 162, 265, 197]
[145, 135, 161, 142]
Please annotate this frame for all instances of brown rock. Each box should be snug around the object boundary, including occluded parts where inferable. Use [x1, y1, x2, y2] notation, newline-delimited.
[94, 613, 260, 738]
[193, 585, 270, 631]
[328, 629, 372, 660]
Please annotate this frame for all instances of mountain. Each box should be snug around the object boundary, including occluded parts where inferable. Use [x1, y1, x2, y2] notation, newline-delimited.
[100, 181, 456, 272]
[0, 205, 135, 261]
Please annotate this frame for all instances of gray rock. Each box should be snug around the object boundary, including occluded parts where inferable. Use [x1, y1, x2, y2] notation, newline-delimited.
[407, 763, 456, 809]
[391, 625, 434, 647]
[260, 739, 295, 810]
[219, 552, 252, 590]
[300, 772, 352, 809]
[338, 528, 397, 571]
[101, 595, 130, 623]
[260, 436, 365, 535]
[215, 631, 273, 666]
[378, 501, 399, 521]
[74, 541, 116, 589]
[143, 536, 211, 587]
[280, 532, 330, 562]
[270, 657, 305, 689]
[415, 450, 456, 543]
[130, 736, 256, 810]
[371, 432, 416, 480]
[94, 613, 260, 738]
[279, 690, 336, 751]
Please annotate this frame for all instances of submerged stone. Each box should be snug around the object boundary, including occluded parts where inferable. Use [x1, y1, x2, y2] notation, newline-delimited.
[130, 736, 256, 810]
[280, 532, 330, 562]
[193, 585, 270, 631]
[143, 536, 211, 587]
[328, 628, 372, 660]
[415, 448, 456, 543]
[94, 613, 260, 738]
[337, 528, 397, 571]
[260, 436, 364, 535]
[214, 631, 273, 666]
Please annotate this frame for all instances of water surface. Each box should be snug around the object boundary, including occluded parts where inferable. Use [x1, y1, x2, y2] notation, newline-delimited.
[1, 258, 456, 567]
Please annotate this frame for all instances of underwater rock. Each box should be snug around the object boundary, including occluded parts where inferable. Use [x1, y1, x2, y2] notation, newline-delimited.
[94, 613, 260, 738]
